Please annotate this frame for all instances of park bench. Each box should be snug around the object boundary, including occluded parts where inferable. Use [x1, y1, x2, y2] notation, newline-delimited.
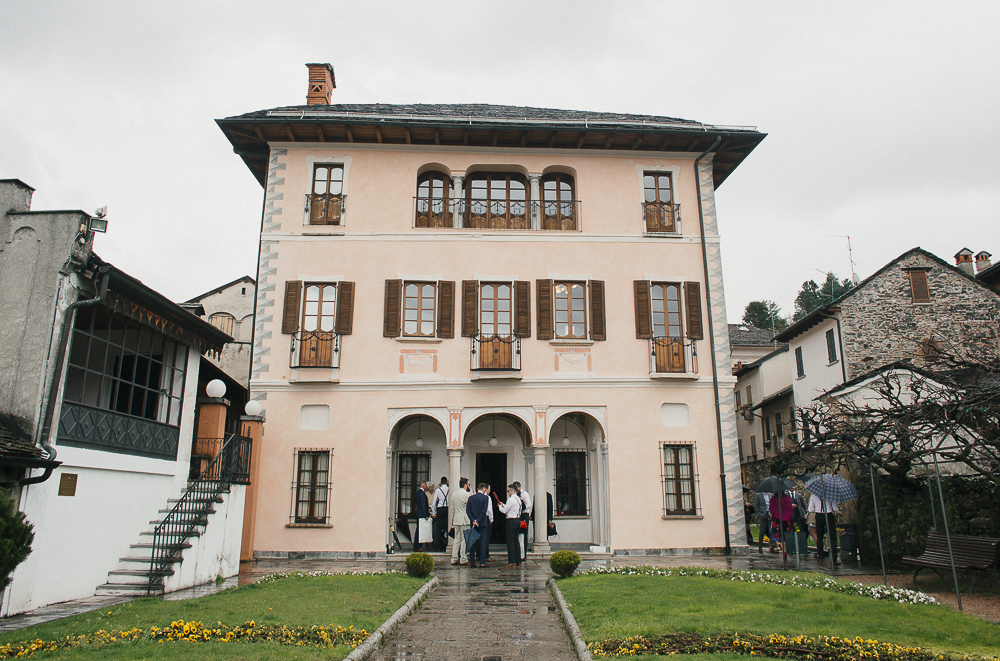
[902, 533, 1000, 594]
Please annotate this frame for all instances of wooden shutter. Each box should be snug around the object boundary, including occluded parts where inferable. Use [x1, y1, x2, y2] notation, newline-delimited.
[589, 280, 606, 341]
[281, 281, 303, 334]
[536, 279, 554, 340]
[909, 270, 930, 303]
[514, 281, 531, 338]
[336, 282, 355, 335]
[461, 280, 478, 337]
[634, 280, 652, 339]
[437, 281, 455, 339]
[383, 279, 402, 338]
[684, 281, 704, 340]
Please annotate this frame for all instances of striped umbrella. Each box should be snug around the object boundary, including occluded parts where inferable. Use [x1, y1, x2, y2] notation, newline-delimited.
[804, 474, 858, 503]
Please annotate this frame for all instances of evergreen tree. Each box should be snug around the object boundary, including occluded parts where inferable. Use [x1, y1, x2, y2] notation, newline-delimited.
[0, 491, 33, 592]
[793, 272, 853, 321]
[742, 300, 788, 333]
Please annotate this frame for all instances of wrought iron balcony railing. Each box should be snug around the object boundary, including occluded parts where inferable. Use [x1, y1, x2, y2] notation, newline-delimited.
[290, 330, 341, 369]
[471, 333, 522, 371]
[58, 402, 180, 459]
[413, 198, 581, 231]
[306, 193, 346, 226]
[649, 337, 698, 375]
[642, 201, 681, 234]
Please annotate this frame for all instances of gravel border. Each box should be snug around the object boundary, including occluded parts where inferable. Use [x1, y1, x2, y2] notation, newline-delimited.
[548, 577, 593, 661]
[342, 575, 440, 661]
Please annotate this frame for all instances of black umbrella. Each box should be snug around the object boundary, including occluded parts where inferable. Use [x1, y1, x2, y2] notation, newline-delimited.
[754, 476, 796, 569]
[742, 485, 754, 493]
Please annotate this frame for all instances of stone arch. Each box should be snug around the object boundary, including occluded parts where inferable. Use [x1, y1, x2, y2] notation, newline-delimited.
[462, 409, 534, 447]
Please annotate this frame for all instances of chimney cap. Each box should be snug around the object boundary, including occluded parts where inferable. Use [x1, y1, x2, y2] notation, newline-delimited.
[976, 250, 992, 259]
[955, 247, 973, 261]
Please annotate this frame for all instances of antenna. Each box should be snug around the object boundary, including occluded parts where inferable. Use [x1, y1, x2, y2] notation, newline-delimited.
[829, 235, 858, 285]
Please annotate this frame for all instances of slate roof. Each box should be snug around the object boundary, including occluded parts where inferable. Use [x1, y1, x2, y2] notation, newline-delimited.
[229, 103, 716, 129]
[182, 275, 256, 305]
[0, 413, 58, 469]
[729, 324, 777, 346]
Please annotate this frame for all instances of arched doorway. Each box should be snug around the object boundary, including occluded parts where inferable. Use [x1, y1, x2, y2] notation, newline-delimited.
[547, 411, 609, 549]
[388, 414, 448, 551]
[464, 413, 532, 546]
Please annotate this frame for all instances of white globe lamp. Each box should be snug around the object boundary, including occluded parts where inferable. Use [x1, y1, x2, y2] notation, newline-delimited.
[206, 379, 226, 399]
[245, 400, 263, 417]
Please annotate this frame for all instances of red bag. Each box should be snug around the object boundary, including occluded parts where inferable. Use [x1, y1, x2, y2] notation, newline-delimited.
[519, 520, 528, 529]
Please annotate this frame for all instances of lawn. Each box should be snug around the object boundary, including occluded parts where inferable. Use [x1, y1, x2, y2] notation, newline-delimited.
[0, 572, 427, 660]
[558, 571, 1000, 660]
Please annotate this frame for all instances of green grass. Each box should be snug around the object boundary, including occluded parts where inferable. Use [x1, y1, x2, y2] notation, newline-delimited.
[0, 573, 427, 660]
[558, 573, 1000, 659]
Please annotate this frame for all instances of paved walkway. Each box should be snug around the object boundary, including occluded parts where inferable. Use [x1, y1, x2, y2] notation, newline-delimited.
[375, 558, 575, 661]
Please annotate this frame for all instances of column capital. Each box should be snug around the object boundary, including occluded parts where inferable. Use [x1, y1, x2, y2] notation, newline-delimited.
[533, 446, 548, 456]
[528, 173, 542, 182]
[447, 448, 464, 458]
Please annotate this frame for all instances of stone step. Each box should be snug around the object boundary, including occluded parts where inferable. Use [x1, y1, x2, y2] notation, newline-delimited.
[148, 516, 208, 526]
[167, 495, 224, 504]
[128, 542, 192, 554]
[157, 506, 216, 516]
[95, 583, 163, 596]
[109, 567, 174, 579]
[139, 529, 202, 538]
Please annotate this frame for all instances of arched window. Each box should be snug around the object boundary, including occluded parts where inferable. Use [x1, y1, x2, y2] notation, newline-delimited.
[415, 171, 451, 228]
[541, 174, 576, 230]
[209, 313, 235, 336]
[465, 173, 528, 229]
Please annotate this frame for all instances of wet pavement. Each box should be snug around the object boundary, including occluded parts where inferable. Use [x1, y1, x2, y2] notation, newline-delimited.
[374, 557, 575, 661]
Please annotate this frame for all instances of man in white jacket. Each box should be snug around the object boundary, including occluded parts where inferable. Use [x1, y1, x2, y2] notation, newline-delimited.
[448, 478, 471, 565]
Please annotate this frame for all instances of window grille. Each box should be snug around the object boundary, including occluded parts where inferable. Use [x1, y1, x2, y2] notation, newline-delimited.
[661, 442, 699, 516]
[396, 452, 430, 520]
[290, 448, 331, 524]
[553, 450, 589, 516]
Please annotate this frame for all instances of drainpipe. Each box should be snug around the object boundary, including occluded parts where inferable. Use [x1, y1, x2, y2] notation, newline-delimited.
[694, 135, 733, 554]
[25, 265, 112, 486]
[819, 312, 848, 384]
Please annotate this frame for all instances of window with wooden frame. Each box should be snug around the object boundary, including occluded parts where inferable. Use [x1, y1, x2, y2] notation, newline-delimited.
[775, 411, 783, 439]
[291, 449, 331, 524]
[763, 416, 772, 444]
[735, 389, 742, 411]
[907, 269, 931, 303]
[738, 437, 744, 460]
[536, 280, 605, 341]
[661, 443, 698, 516]
[383, 280, 455, 339]
[750, 434, 757, 457]
[461, 280, 530, 370]
[281, 280, 355, 367]
[795, 346, 805, 378]
[634, 280, 703, 373]
[465, 173, 528, 229]
[309, 164, 345, 225]
[554, 450, 588, 516]
[415, 171, 451, 228]
[208, 313, 235, 336]
[826, 328, 838, 363]
[746, 385, 753, 408]
[396, 452, 430, 520]
[541, 173, 576, 230]
[643, 172, 678, 233]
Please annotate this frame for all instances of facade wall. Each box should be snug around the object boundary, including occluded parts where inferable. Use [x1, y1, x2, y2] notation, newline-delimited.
[197, 282, 255, 387]
[838, 251, 1000, 379]
[248, 142, 746, 554]
[790, 318, 845, 406]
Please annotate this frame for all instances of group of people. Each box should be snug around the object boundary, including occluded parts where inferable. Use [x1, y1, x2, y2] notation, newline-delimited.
[745, 488, 841, 563]
[411, 477, 552, 568]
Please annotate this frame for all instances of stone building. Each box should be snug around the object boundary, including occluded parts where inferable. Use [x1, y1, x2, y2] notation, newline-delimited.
[216, 63, 766, 558]
[182, 276, 256, 388]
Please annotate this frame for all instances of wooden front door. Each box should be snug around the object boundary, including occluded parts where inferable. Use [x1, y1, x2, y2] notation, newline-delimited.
[651, 283, 684, 373]
[301, 284, 337, 367]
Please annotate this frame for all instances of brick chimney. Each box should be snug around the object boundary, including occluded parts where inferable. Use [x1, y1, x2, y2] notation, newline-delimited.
[976, 251, 992, 274]
[954, 247, 974, 276]
[305, 63, 335, 105]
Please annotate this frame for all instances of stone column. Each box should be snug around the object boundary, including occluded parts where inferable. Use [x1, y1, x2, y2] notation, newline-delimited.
[532, 447, 550, 553]
[528, 174, 541, 230]
[452, 175, 464, 229]
[446, 448, 463, 552]
[239, 415, 264, 562]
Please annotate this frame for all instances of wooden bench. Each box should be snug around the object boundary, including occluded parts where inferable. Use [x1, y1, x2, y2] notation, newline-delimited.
[902, 533, 1000, 594]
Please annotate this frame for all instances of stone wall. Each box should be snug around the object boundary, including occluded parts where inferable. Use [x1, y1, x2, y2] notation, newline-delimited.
[839, 250, 1000, 380]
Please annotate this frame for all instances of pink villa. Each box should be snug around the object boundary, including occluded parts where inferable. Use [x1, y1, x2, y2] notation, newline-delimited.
[217, 64, 765, 559]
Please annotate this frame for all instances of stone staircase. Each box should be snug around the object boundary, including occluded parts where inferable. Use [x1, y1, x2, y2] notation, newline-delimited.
[95, 490, 227, 597]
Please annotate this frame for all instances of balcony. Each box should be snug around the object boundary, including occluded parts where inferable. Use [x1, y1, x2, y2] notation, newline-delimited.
[642, 201, 681, 234]
[290, 330, 341, 369]
[58, 402, 180, 459]
[413, 198, 581, 231]
[649, 337, 698, 377]
[471, 333, 522, 375]
[306, 194, 346, 225]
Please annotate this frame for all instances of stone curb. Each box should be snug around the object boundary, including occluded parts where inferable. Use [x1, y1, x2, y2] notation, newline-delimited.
[342, 574, 440, 661]
[548, 577, 593, 661]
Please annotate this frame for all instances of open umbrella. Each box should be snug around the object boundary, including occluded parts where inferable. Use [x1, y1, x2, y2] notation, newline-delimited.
[754, 476, 796, 493]
[804, 474, 857, 503]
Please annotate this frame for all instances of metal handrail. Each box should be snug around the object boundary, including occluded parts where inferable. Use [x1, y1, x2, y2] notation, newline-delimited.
[471, 333, 521, 371]
[642, 201, 681, 234]
[290, 330, 341, 368]
[148, 432, 252, 594]
[412, 198, 581, 231]
[306, 193, 346, 226]
[649, 336, 698, 374]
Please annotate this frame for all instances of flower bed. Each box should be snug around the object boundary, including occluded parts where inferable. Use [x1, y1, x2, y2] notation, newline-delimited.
[253, 568, 402, 583]
[583, 566, 938, 605]
[0, 620, 369, 658]
[587, 632, 997, 660]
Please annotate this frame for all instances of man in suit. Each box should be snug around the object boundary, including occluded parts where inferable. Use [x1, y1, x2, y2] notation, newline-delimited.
[753, 490, 776, 554]
[466, 483, 490, 567]
[449, 478, 471, 565]
[431, 477, 449, 552]
[413, 480, 430, 552]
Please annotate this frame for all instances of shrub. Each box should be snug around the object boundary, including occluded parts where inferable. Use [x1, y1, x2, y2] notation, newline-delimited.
[0, 491, 33, 592]
[404, 552, 434, 578]
[550, 550, 581, 578]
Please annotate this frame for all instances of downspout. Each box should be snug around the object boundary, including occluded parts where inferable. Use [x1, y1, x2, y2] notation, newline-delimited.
[694, 135, 733, 554]
[24, 265, 112, 486]
[819, 312, 848, 383]
[246, 150, 270, 390]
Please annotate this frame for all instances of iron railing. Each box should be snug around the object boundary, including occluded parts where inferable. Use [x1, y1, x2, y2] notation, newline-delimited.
[148, 432, 252, 594]
[290, 330, 341, 368]
[412, 198, 581, 231]
[306, 193, 346, 226]
[642, 201, 681, 234]
[58, 402, 180, 458]
[649, 337, 698, 374]
[471, 333, 521, 371]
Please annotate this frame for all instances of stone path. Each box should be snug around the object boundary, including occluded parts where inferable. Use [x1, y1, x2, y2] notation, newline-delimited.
[374, 558, 576, 661]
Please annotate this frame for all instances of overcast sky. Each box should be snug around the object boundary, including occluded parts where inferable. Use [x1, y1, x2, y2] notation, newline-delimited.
[2, 1, 997, 322]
